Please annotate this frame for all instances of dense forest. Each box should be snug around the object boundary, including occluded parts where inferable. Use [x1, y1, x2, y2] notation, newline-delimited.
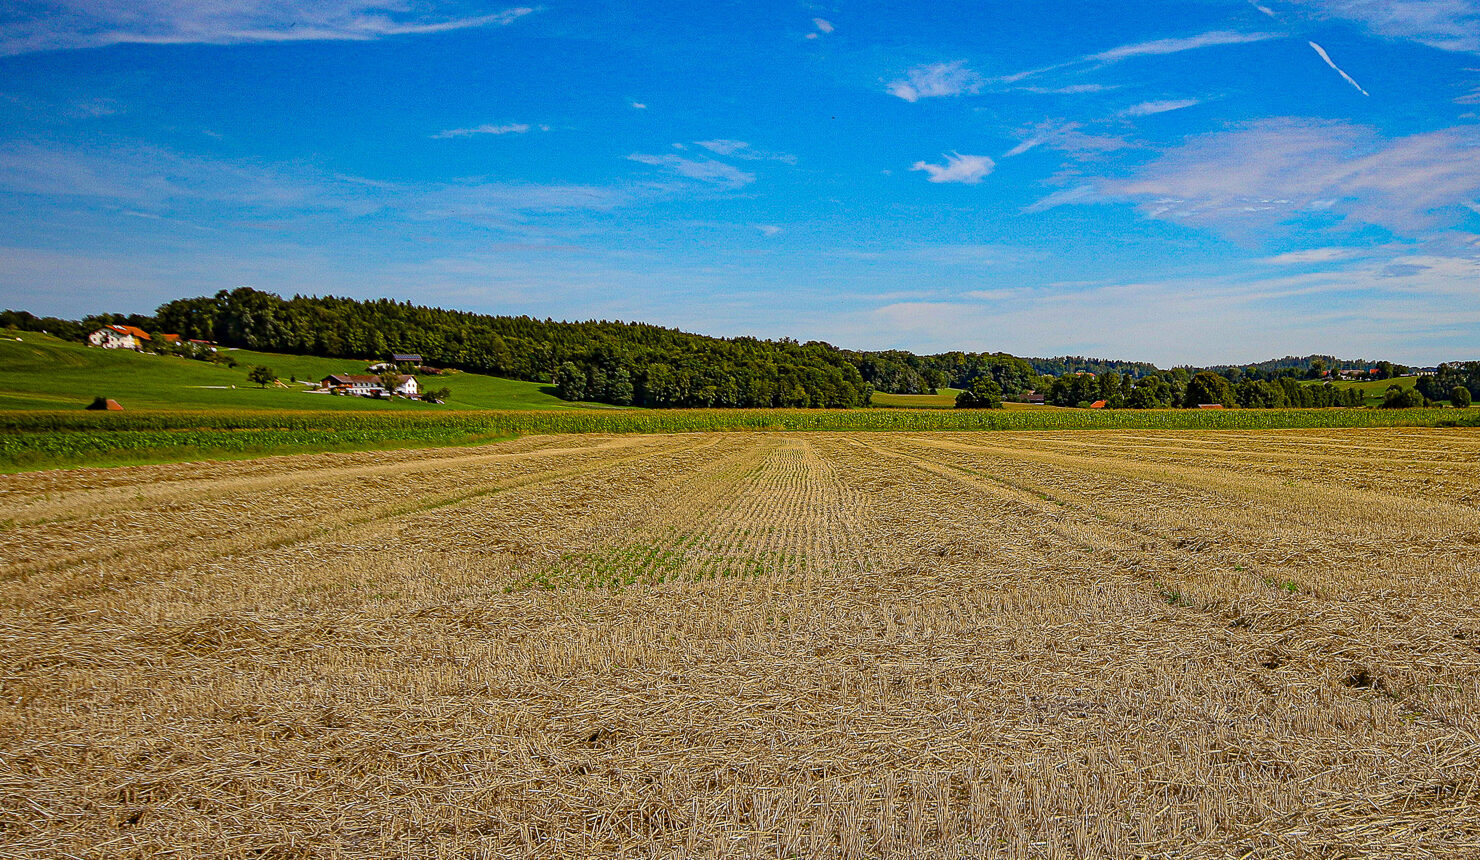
[3, 291, 1470, 410]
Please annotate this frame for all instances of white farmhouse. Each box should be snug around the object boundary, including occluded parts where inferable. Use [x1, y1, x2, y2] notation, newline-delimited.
[87, 324, 151, 350]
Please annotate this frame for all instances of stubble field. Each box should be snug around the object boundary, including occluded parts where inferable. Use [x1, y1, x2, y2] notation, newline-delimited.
[2, 429, 1478, 858]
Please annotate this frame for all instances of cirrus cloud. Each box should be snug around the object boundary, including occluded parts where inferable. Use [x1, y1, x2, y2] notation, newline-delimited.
[1287, 0, 1480, 52]
[887, 61, 983, 102]
[626, 153, 755, 189]
[0, 1, 535, 56]
[431, 123, 534, 139]
[1047, 118, 1480, 237]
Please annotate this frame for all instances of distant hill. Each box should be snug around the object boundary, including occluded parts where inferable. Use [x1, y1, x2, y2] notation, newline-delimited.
[141, 288, 872, 409]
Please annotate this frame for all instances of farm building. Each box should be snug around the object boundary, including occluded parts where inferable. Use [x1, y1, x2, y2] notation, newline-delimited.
[1197, 403, 1226, 409]
[87, 324, 151, 350]
[321, 374, 382, 395]
[391, 354, 423, 365]
[320, 374, 419, 397]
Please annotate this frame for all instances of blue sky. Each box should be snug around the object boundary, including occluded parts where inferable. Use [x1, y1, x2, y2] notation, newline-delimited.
[1, 0, 1478, 364]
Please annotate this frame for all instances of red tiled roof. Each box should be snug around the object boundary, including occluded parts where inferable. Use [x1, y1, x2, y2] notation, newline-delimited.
[109, 324, 151, 340]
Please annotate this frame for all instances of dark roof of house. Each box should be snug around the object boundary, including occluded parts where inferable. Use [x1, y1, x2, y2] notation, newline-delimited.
[391, 354, 423, 363]
[323, 374, 381, 385]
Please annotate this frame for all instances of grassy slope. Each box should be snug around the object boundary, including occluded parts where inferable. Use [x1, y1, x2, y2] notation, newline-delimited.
[869, 388, 962, 409]
[1338, 376, 1415, 406]
[1302, 376, 1455, 407]
[0, 332, 610, 411]
[870, 388, 1051, 410]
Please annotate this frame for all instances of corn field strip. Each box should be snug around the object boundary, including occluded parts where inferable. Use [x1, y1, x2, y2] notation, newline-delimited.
[1, 429, 1477, 858]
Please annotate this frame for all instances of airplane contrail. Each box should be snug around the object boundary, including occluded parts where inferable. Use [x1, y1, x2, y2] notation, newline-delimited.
[1309, 41, 1369, 96]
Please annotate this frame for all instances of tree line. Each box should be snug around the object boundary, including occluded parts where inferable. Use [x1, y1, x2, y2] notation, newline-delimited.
[148, 289, 872, 408]
[846, 349, 1042, 398]
[1415, 363, 1480, 406]
[1040, 369, 1366, 409]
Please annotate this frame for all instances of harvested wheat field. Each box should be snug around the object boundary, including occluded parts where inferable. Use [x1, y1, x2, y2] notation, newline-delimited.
[2, 429, 1479, 858]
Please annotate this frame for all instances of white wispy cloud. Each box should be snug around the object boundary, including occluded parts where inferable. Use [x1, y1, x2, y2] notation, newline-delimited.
[626, 153, 755, 188]
[693, 140, 797, 163]
[756, 224, 782, 236]
[1308, 41, 1371, 94]
[1017, 84, 1119, 94]
[1002, 29, 1279, 85]
[1117, 98, 1202, 117]
[806, 18, 833, 38]
[1085, 29, 1280, 63]
[910, 153, 994, 184]
[1249, 0, 1278, 17]
[431, 123, 532, 139]
[887, 61, 983, 102]
[1259, 247, 1369, 264]
[630, 101, 648, 110]
[1288, 0, 1480, 52]
[1023, 185, 1099, 212]
[0, 140, 636, 229]
[0, 1, 535, 56]
[1088, 118, 1480, 235]
[1004, 121, 1131, 158]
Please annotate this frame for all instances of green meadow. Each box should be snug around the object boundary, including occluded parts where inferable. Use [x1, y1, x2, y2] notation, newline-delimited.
[0, 332, 605, 412]
[1312, 375, 1419, 406]
[869, 388, 1053, 410]
[867, 388, 962, 409]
